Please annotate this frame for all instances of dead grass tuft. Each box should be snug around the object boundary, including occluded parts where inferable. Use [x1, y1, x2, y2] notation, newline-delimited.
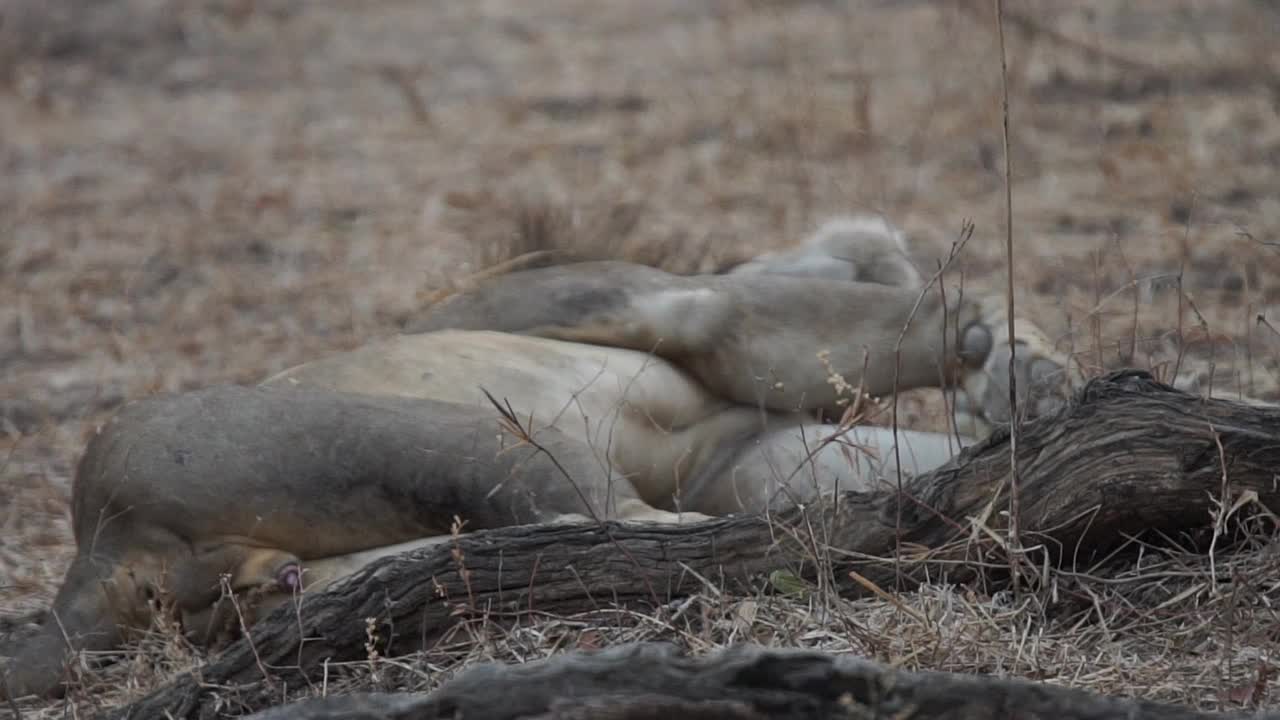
[463, 195, 744, 277]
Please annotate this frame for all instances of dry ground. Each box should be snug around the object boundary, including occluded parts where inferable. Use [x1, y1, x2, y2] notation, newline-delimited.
[2, 0, 1280, 716]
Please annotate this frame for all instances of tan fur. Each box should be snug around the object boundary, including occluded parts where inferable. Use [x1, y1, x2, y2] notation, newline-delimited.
[265, 330, 756, 509]
[266, 330, 972, 508]
[727, 214, 923, 288]
[1, 214, 1076, 700]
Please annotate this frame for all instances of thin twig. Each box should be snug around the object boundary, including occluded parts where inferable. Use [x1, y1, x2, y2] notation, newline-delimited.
[890, 220, 973, 588]
[221, 575, 275, 687]
[993, 0, 1022, 595]
[2, 671, 22, 720]
[480, 388, 663, 606]
[959, 0, 1158, 74]
[373, 64, 435, 127]
[482, 388, 603, 526]
[1172, 194, 1198, 385]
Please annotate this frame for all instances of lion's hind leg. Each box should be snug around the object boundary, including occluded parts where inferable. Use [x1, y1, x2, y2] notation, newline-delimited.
[727, 214, 1078, 427]
[406, 259, 737, 359]
[727, 214, 924, 290]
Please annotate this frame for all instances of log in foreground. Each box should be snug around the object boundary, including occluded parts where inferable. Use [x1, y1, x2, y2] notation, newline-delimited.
[241, 642, 1278, 720]
[110, 371, 1280, 719]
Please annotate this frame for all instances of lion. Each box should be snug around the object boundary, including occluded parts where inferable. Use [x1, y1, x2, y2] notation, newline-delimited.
[0, 215, 1075, 700]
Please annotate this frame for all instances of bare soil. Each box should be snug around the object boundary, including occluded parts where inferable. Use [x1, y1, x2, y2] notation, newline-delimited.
[2, 0, 1279, 716]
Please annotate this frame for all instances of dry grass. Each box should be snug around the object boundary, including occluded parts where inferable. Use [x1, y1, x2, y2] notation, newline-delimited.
[2, 0, 1280, 715]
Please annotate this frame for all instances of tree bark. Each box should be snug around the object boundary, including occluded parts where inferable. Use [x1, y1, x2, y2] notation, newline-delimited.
[237, 642, 1277, 720]
[108, 370, 1280, 719]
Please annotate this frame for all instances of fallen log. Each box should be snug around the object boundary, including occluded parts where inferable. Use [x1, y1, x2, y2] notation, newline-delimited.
[108, 370, 1280, 718]
[239, 642, 1278, 720]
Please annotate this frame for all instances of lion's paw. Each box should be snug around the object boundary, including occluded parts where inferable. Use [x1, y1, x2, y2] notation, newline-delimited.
[957, 297, 1077, 426]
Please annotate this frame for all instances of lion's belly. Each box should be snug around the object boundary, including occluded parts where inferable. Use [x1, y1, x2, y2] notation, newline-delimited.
[263, 330, 756, 504]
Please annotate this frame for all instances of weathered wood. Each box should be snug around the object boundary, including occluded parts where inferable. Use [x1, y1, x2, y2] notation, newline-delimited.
[240, 643, 1276, 720]
[108, 371, 1280, 719]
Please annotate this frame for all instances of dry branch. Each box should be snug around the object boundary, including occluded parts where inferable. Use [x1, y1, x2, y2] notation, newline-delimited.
[238, 642, 1278, 720]
[108, 370, 1280, 719]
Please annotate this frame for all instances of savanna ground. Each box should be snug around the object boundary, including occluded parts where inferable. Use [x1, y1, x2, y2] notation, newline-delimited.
[2, 0, 1280, 716]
